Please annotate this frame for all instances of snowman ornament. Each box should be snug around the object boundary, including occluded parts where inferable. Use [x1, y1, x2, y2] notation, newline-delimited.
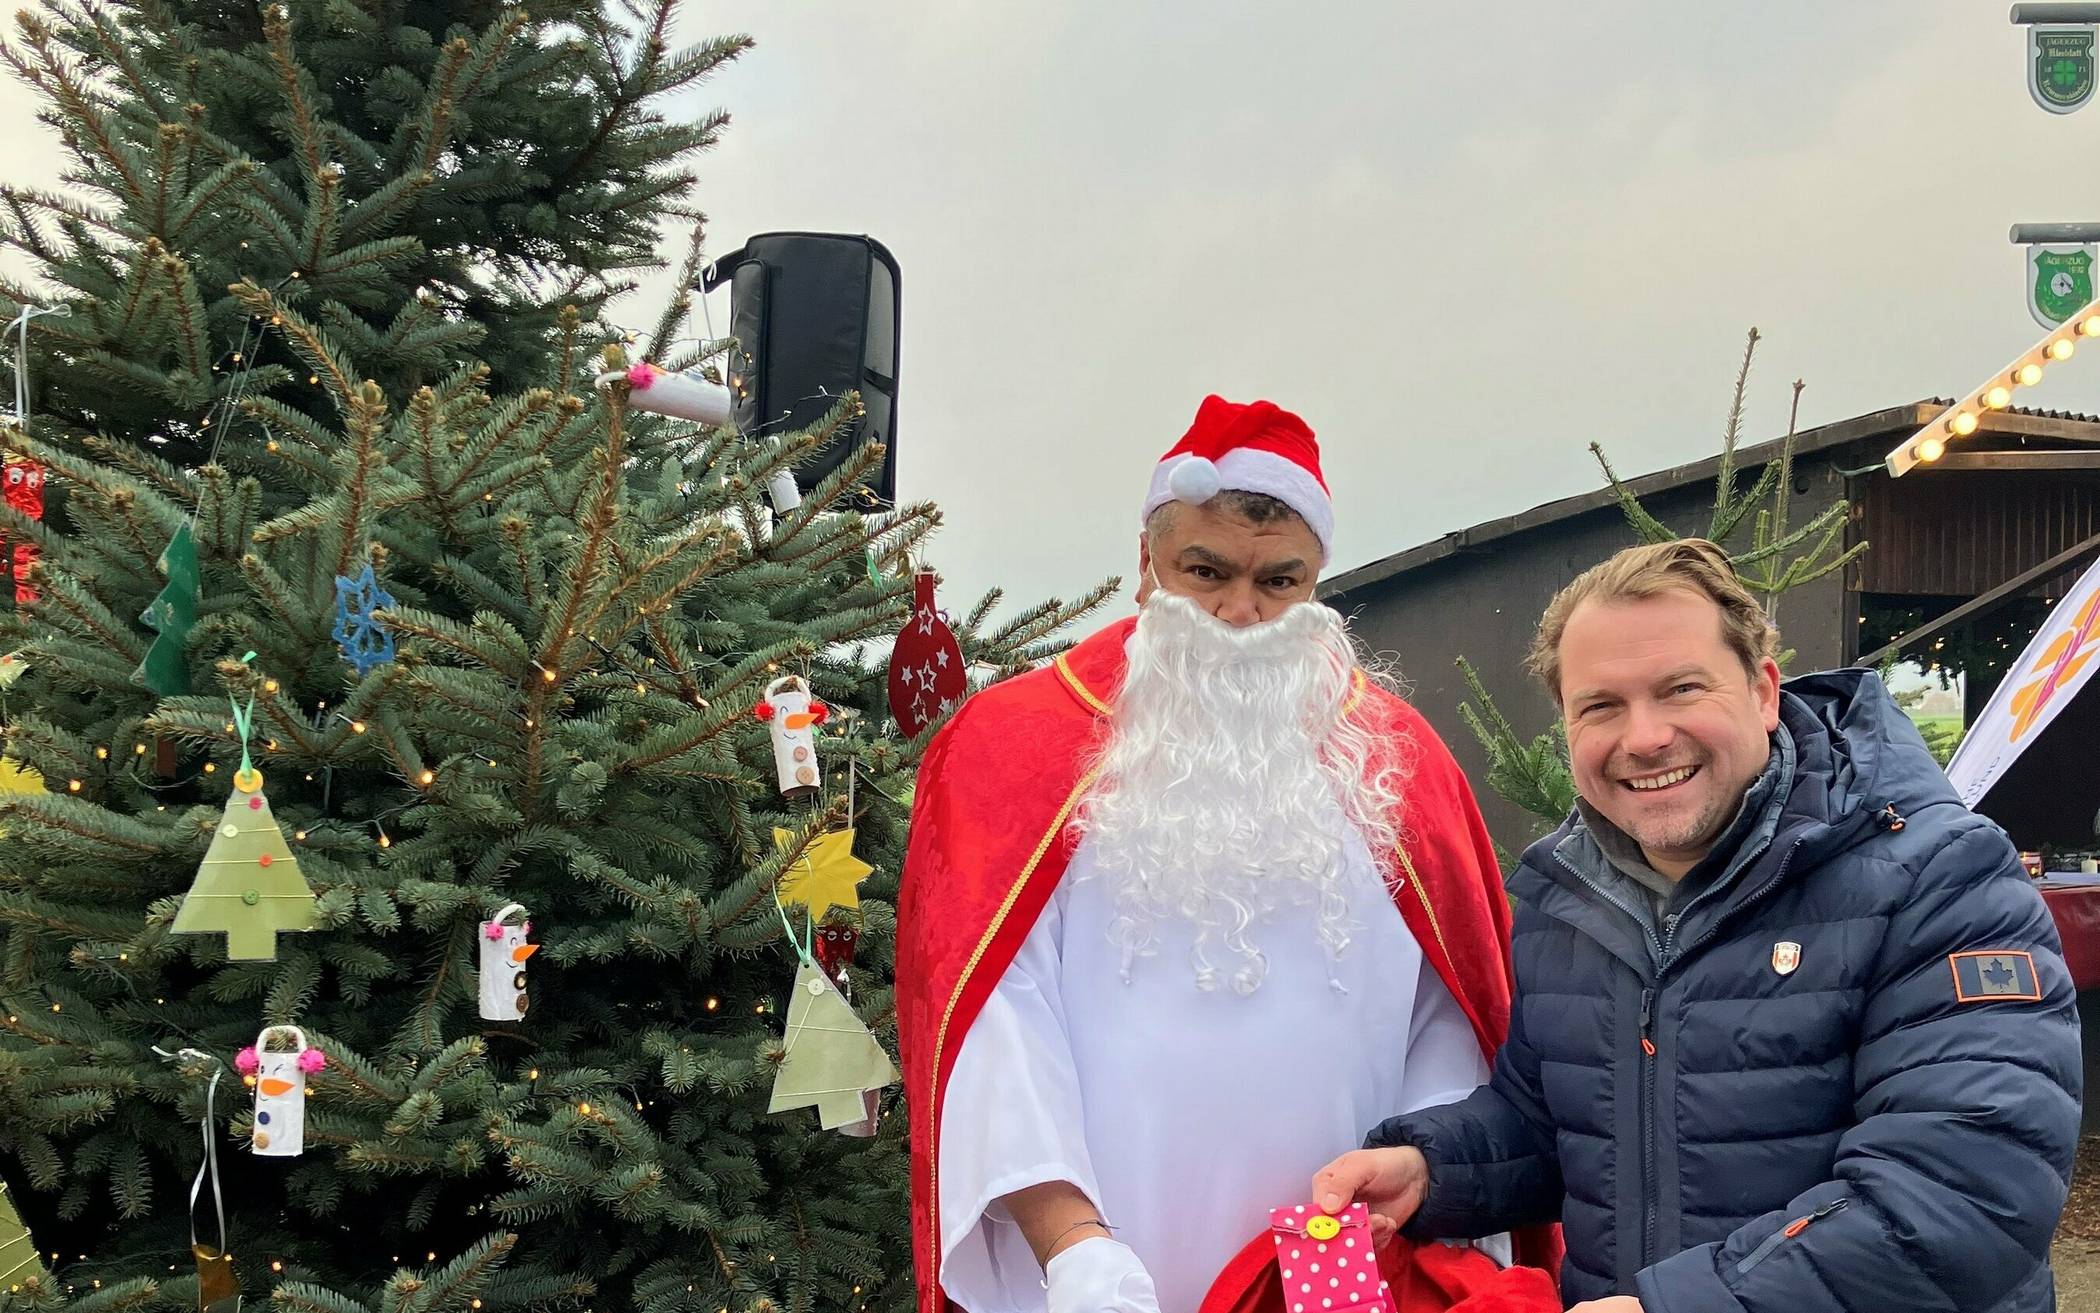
[479, 902, 537, 1021]
[753, 675, 828, 802]
[236, 1024, 325, 1157]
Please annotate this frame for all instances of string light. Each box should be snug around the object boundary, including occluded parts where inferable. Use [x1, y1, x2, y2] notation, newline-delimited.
[705, 997, 719, 1012]
[94, 746, 108, 760]
[1917, 435, 1947, 463]
[528, 1068, 539, 1079]
[66, 779, 81, 793]
[2015, 362, 2044, 387]
[2048, 337, 2077, 362]
[577, 1101, 592, 1115]
[1984, 385, 2012, 409]
[293, 831, 306, 842]
[134, 743, 146, 755]
[203, 762, 216, 773]
[417, 769, 435, 786]
[350, 720, 366, 734]
[263, 679, 280, 695]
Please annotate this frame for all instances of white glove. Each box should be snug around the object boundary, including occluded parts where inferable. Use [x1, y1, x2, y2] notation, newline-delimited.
[1044, 1237, 1160, 1313]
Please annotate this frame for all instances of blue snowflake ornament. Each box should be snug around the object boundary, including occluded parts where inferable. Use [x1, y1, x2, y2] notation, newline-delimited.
[333, 565, 396, 677]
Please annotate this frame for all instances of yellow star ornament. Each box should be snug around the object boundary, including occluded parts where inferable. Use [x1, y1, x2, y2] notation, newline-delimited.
[773, 827, 873, 922]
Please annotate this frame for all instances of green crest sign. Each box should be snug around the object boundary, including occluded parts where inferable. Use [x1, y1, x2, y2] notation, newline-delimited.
[2030, 24, 2097, 114]
[2028, 245, 2097, 329]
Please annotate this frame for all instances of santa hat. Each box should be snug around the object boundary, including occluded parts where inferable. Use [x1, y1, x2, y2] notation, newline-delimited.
[1140, 395, 1333, 561]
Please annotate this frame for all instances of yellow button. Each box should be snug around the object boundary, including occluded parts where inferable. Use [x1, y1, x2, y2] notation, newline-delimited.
[1305, 1214, 1341, 1241]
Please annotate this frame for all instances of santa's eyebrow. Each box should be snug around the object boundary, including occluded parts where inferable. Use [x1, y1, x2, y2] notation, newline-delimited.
[1177, 545, 1237, 570]
[1259, 558, 1308, 577]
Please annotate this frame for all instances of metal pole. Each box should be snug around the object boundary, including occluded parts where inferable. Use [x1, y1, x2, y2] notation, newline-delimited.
[2012, 4, 2100, 23]
[2013, 222, 2100, 244]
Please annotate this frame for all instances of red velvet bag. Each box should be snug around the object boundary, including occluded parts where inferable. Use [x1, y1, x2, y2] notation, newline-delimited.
[1200, 1214, 1562, 1313]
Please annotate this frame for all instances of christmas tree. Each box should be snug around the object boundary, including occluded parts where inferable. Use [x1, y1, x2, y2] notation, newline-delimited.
[0, 0, 748, 468]
[0, 4, 1117, 1311]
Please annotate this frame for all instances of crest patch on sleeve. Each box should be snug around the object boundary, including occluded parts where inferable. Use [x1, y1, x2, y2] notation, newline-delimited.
[1949, 950, 2042, 1003]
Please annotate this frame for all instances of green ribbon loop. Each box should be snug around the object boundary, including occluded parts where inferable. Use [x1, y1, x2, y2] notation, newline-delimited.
[228, 650, 258, 776]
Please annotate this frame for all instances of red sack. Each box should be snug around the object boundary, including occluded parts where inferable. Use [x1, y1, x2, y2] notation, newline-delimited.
[1200, 1226, 1561, 1313]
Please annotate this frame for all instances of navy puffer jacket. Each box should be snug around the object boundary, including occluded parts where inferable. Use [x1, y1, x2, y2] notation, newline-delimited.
[1369, 670, 2082, 1311]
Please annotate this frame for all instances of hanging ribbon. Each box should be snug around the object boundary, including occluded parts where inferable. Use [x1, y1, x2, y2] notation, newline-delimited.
[8, 304, 69, 432]
[149, 1050, 235, 1268]
[228, 651, 259, 778]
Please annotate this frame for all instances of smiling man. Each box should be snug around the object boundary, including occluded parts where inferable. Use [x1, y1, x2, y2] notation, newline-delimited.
[897, 397, 1556, 1313]
[1314, 538, 2082, 1313]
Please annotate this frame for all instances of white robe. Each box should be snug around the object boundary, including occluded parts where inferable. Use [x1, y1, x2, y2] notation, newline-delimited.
[938, 830, 1501, 1313]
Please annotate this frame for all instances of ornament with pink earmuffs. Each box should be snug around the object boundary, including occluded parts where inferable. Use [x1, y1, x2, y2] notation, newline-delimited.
[479, 902, 536, 1021]
[235, 1025, 326, 1157]
[753, 675, 828, 802]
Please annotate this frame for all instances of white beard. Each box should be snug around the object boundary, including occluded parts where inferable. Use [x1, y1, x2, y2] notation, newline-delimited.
[1071, 591, 1411, 995]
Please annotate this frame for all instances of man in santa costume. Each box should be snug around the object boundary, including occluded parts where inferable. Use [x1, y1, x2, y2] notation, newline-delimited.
[897, 396, 1558, 1313]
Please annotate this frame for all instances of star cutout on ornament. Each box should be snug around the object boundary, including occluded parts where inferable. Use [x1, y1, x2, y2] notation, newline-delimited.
[935, 648, 949, 669]
[773, 827, 875, 923]
[332, 564, 397, 677]
[916, 608, 937, 636]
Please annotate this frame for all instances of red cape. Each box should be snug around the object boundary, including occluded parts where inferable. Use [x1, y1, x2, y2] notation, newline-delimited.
[896, 619, 1561, 1313]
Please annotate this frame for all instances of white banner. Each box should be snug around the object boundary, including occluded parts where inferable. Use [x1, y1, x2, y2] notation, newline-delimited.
[1945, 551, 2100, 806]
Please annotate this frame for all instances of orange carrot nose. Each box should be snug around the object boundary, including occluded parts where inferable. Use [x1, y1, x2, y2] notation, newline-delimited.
[510, 944, 539, 964]
[259, 1078, 296, 1097]
[783, 711, 819, 731]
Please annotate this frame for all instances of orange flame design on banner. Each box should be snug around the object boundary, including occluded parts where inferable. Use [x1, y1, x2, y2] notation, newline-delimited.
[2009, 589, 2100, 741]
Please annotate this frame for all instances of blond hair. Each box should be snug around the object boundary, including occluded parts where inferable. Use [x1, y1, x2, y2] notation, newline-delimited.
[1528, 538, 1780, 700]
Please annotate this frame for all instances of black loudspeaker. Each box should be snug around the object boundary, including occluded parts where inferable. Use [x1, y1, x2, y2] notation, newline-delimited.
[701, 233, 901, 507]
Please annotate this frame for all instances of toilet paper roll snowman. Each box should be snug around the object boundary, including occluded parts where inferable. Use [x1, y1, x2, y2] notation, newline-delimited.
[479, 902, 537, 1021]
[236, 1025, 325, 1157]
[753, 675, 828, 802]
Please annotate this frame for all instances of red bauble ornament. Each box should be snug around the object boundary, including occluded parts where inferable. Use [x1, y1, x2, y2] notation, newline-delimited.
[888, 572, 967, 738]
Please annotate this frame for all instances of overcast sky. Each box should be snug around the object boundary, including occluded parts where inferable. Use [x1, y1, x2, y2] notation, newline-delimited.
[10, 1, 2100, 630]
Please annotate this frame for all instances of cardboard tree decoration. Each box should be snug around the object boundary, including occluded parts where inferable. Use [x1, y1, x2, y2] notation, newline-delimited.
[768, 956, 898, 1133]
[170, 678, 317, 960]
[478, 902, 537, 1021]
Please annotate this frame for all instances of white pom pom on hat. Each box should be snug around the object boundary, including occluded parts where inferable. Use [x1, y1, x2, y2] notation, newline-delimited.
[1165, 454, 1223, 505]
[1140, 395, 1333, 561]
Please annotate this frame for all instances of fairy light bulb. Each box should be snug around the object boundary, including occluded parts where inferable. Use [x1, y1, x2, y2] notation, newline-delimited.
[66, 779, 81, 793]
[350, 720, 366, 734]
[1984, 385, 2012, 409]
[2082, 314, 2100, 338]
[264, 679, 280, 695]
[1916, 435, 1947, 463]
[2015, 362, 2044, 387]
[417, 769, 435, 786]
[1948, 411, 1978, 437]
[94, 746, 108, 760]
[2049, 338, 2077, 362]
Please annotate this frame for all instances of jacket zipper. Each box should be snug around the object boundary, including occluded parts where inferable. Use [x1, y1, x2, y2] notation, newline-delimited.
[1556, 835, 1810, 1275]
[1639, 986, 1658, 1267]
[1733, 1198, 1851, 1275]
